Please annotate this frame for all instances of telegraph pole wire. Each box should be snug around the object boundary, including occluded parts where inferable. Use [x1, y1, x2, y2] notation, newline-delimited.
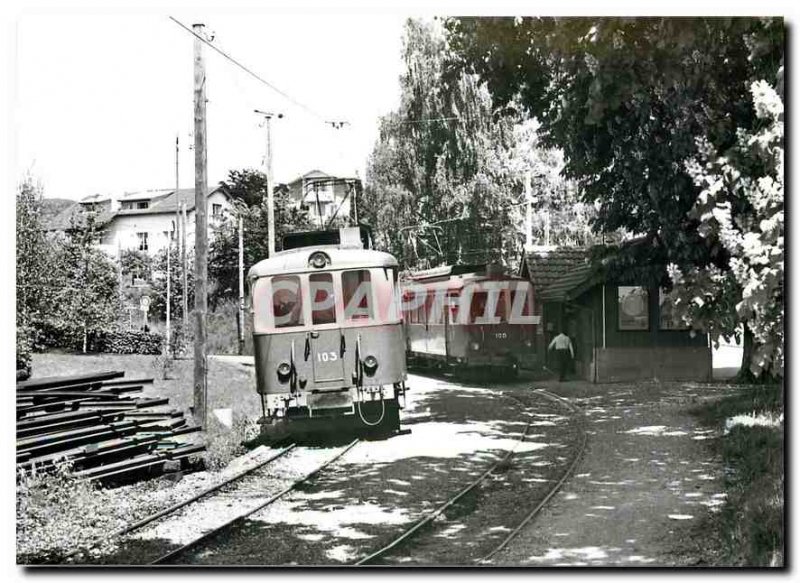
[169, 16, 328, 123]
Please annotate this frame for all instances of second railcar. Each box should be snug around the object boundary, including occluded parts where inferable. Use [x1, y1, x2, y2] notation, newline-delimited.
[400, 264, 539, 376]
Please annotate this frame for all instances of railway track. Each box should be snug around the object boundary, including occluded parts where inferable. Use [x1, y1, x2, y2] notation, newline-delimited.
[478, 388, 588, 564]
[64, 384, 585, 566]
[354, 387, 587, 566]
[150, 438, 360, 565]
[61, 442, 297, 564]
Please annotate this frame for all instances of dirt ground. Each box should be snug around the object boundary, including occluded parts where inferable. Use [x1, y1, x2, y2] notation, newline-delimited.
[491, 377, 742, 566]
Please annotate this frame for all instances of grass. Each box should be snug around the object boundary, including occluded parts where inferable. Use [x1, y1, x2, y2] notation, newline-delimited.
[30, 351, 261, 423]
[692, 383, 784, 567]
[20, 351, 265, 562]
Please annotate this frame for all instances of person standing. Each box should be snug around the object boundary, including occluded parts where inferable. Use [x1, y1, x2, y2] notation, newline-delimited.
[548, 329, 574, 381]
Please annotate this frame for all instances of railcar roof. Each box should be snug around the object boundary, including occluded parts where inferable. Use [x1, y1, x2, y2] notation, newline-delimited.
[400, 272, 531, 292]
[248, 245, 398, 278]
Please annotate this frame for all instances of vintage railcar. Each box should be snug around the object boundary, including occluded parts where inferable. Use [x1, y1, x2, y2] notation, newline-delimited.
[400, 264, 538, 376]
[248, 227, 407, 434]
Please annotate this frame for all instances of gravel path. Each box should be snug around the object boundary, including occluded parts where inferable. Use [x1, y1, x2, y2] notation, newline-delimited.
[490, 380, 740, 567]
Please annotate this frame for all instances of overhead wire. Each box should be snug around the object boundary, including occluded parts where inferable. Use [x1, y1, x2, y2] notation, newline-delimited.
[168, 17, 495, 141]
[168, 16, 328, 123]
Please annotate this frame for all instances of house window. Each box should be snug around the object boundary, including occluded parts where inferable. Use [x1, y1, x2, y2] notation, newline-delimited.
[659, 288, 687, 330]
[137, 232, 149, 252]
[618, 286, 649, 330]
[136, 201, 149, 209]
[212, 204, 222, 219]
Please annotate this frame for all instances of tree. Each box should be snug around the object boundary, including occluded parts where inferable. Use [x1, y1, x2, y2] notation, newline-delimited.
[362, 19, 589, 271]
[120, 249, 153, 285]
[16, 175, 57, 330]
[224, 168, 270, 207]
[51, 214, 121, 352]
[447, 17, 783, 376]
[669, 80, 784, 377]
[209, 169, 312, 307]
[16, 175, 57, 373]
[150, 246, 195, 323]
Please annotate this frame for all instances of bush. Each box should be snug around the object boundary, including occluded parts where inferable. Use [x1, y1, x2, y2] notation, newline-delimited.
[206, 300, 254, 356]
[17, 325, 33, 380]
[17, 461, 117, 563]
[91, 329, 164, 355]
[30, 320, 84, 352]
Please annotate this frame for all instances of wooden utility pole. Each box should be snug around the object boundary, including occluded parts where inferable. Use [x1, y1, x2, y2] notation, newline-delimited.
[525, 170, 532, 250]
[193, 22, 208, 429]
[255, 110, 280, 256]
[238, 213, 245, 355]
[353, 180, 359, 225]
[181, 201, 188, 337]
[165, 227, 171, 356]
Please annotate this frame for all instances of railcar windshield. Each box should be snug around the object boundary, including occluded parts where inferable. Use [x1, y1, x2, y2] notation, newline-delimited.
[468, 285, 523, 324]
[251, 265, 404, 333]
[310, 273, 336, 325]
[272, 275, 304, 328]
[510, 283, 534, 319]
[342, 270, 373, 320]
[469, 290, 509, 323]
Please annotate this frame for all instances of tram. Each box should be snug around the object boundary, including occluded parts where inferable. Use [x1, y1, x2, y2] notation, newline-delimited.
[400, 264, 538, 377]
[247, 226, 407, 434]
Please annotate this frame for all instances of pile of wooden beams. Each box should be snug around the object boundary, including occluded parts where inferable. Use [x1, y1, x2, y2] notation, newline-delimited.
[17, 371, 204, 482]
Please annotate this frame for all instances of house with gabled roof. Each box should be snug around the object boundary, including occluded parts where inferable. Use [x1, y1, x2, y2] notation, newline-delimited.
[520, 244, 711, 382]
[284, 169, 361, 229]
[47, 184, 233, 256]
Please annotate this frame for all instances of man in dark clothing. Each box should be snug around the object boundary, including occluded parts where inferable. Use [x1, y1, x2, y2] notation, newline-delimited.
[548, 330, 574, 381]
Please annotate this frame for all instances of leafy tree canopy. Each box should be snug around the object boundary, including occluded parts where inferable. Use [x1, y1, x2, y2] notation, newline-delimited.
[209, 169, 312, 306]
[446, 17, 782, 268]
[363, 19, 592, 270]
[447, 17, 784, 377]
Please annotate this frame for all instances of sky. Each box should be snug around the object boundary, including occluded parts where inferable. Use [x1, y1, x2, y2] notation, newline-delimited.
[12, 10, 408, 200]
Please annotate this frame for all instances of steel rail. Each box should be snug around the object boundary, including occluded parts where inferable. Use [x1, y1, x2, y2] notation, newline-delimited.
[354, 399, 536, 566]
[150, 438, 361, 565]
[60, 443, 297, 564]
[477, 388, 588, 564]
[354, 388, 588, 566]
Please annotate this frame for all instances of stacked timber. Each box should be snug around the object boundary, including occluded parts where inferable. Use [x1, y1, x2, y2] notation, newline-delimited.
[17, 371, 204, 482]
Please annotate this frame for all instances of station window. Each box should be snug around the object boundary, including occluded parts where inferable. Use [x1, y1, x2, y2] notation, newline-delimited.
[618, 286, 649, 330]
[310, 273, 336, 325]
[271, 275, 303, 328]
[659, 288, 687, 330]
[342, 270, 373, 320]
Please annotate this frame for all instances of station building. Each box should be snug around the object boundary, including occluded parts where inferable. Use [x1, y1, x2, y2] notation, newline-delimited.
[520, 244, 712, 383]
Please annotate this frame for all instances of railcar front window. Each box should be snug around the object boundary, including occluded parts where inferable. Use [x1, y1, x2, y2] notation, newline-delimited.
[510, 285, 534, 317]
[471, 292, 488, 323]
[342, 270, 373, 320]
[310, 273, 336, 325]
[272, 275, 303, 328]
